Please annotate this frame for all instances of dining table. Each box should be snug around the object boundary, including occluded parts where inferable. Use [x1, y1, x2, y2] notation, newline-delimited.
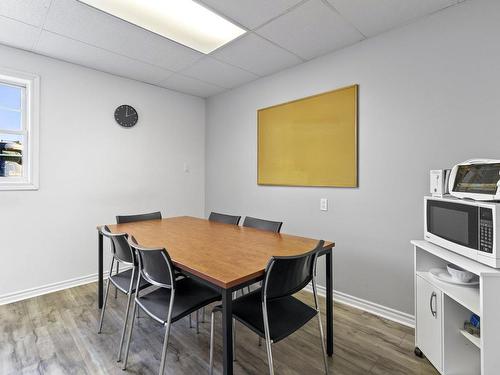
[97, 216, 335, 375]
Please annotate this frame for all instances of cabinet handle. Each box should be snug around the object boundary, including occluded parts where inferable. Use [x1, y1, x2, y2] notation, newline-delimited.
[429, 292, 437, 318]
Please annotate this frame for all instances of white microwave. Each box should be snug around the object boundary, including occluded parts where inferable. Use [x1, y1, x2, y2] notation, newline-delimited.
[424, 196, 500, 268]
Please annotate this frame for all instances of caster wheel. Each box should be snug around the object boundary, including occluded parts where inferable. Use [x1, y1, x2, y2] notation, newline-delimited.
[414, 347, 424, 358]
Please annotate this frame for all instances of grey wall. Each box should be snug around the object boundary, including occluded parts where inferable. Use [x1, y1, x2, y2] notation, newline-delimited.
[0, 44, 205, 299]
[205, 0, 500, 315]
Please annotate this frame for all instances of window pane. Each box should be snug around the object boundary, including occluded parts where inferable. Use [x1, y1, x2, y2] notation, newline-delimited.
[0, 108, 22, 131]
[0, 83, 22, 110]
[0, 134, 23, 177]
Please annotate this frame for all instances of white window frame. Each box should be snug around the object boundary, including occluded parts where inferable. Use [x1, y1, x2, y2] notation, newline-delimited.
[0, 67, 39, 190]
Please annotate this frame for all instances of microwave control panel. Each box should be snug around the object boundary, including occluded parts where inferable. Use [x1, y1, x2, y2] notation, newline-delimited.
[480, 207, 494, 253]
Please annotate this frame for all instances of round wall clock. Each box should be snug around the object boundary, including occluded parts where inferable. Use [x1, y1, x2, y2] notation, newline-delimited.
[114, 105, 138, 128]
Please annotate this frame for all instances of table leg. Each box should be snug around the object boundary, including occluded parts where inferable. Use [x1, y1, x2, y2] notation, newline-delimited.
[98, 230, 104, 309]
[326, 250, 333, 356]
[222, 289, 233, 375]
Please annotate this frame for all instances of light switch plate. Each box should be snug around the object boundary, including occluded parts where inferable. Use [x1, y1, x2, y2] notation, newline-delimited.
[320, 198, 328, 211]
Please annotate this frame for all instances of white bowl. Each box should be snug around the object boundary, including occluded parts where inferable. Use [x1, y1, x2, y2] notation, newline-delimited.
[447, 264, 475, 283]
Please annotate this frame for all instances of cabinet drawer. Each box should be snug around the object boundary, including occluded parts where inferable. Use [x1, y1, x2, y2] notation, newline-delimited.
[416, 275, 443, 372]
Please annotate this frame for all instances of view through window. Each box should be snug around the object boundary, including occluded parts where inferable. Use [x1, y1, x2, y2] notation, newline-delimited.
[0, 82, 24, 178]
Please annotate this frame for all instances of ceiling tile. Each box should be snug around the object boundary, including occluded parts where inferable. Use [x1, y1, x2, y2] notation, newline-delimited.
[198, 0, 303, 29]
[0, 0, 51, 27]
[158, 74, 225, 98]
[0, 15, 41, 51]
[181, 57, 258, 89]
[35, 31, 173, 85]
[212, 33, 303, 76]
[256, 0, 364, 60]
[328, 0, 458, 37]
[44, 0, 203, 71]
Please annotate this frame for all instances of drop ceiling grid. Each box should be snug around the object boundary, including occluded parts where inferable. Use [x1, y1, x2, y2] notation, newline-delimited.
[0, 0, 469, 97]
[35, 30, 175, 86]
[0, 15, 42, 51]
[40, 0, 205, 72]
[326, 0, 461, 37]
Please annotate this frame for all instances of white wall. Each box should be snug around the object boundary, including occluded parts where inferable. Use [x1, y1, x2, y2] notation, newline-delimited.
[0, 44, 205, 299]
[206, 0, 500, 315]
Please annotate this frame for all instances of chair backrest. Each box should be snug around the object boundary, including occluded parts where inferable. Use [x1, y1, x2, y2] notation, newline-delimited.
[100, 225, 135, 265]
[243, 216, 283, 233]
[208, 212, 241, 225]
[262, 240, 324, 301]
[128, 236, 175, 289]
[116, 211, 162, 224]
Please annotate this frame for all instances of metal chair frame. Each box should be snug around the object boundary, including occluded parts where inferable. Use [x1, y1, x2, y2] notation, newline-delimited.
[123, 237, 220, 375]
[97, 226, 140, 363]
[209, 241, 329, 375]
[122, 238, 175, 375]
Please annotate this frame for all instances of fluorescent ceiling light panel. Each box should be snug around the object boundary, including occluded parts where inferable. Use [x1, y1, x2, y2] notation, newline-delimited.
[78, 0, 246, 54]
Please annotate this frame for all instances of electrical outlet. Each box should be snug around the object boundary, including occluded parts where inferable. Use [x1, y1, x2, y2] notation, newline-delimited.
[320, 198, 328, 211]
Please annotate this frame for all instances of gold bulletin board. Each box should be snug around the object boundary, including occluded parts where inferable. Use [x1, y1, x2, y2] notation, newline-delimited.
[257, 85, 358, 187]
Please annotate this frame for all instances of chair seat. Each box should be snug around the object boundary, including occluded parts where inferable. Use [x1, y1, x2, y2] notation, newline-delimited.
[214, 289, 317, 343]
[137, 278, 220, 324]
[109, 268, 150, 294]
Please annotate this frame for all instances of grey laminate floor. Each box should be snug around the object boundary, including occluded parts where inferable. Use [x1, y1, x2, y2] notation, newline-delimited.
[0, 283, 438, 375]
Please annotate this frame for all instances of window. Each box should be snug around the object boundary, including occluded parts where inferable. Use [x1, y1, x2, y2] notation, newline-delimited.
[0, 68, 39, 190]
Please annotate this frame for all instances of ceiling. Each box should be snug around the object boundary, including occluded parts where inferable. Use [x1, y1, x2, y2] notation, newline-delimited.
[0, 0, 466, 98]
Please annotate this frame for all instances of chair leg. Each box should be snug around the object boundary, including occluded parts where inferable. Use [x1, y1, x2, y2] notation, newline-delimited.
[196, 310, 200, 334]
[122, 302, 138, 370]
[316, 311, 329, 374]
[114, 263, 119, 299]
[202, 307, 206, 323]
[117, 288, 134, 362]
[209, 310, 215, 375]
[258, 336, 262, 347]
[232, 318, 236, 362]
[189, 313, 193, 328]
[262, 303, 274, 375]
[97, 261, 113, 333]
[159, 320, 172, 375]
[312, 270, 329, 375]
[264, 337, 274, 375]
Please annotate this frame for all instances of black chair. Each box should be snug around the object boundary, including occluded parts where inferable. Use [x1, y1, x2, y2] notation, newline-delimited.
[116, 211, 162, 224]
[111, 212, 162, 299]
[122, 237, 221, 375]
[209, 241, 328, 375]
[208, 212, 241, 225]
[243, 216, 283, 233]
[97, 226, 150, 363]
[202, 211, 241, 322]
[242, 216, 283, 295]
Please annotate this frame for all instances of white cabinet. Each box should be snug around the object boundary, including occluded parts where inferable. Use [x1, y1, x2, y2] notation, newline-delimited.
[412, 240, 500, 375]
[416, 275, 443, 372]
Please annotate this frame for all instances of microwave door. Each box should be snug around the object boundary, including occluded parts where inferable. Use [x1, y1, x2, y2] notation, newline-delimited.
[427, 199, 479, 251]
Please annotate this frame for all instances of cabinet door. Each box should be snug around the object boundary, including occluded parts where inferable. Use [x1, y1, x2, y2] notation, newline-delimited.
[416, 275, 443, 372]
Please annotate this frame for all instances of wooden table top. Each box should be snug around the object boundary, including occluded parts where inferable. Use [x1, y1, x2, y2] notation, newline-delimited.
[102, 216, 334, 289]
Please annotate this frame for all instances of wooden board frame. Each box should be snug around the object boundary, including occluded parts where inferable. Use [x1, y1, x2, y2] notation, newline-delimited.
[257, 84, 358, 187]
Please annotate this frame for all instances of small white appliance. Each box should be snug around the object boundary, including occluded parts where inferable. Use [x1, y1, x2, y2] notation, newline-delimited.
[430, 169, 450, 197]
[425, 196, 500, 268]
[448, 159, 500, 201]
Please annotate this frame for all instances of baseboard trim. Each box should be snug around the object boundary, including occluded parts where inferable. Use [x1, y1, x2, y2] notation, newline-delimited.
[0, 271, 111, 306]
[304, 284, 415, 328]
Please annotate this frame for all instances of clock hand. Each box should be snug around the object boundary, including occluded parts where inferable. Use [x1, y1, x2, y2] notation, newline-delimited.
[125, 109, 135, 117]
[125, 107, 129, 117]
